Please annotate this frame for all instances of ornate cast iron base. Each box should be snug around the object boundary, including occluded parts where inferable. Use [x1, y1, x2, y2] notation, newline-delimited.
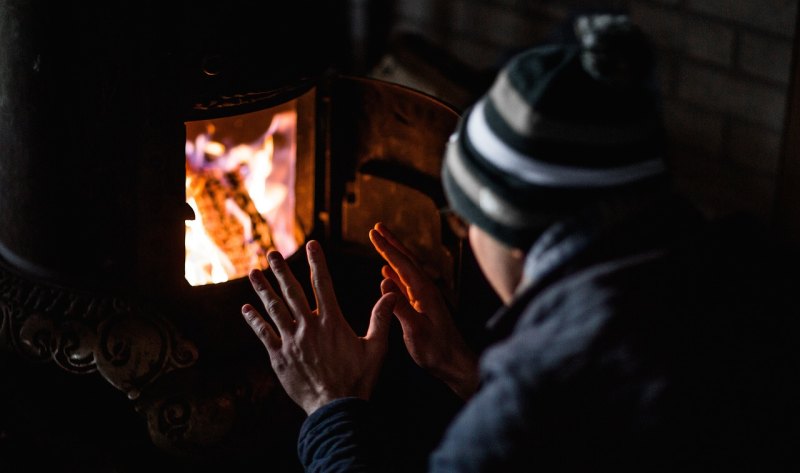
[0, 258, 206, 449]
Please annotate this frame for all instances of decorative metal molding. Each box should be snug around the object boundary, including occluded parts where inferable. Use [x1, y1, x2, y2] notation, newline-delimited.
[0, 260, 287, 458]
[0, 262, 198, 400]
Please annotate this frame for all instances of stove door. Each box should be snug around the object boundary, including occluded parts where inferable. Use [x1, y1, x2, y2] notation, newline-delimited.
[327, 76, 461, 301]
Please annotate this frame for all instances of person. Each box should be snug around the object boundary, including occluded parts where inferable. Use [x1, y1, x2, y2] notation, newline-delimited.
[241, 14, 798, 472]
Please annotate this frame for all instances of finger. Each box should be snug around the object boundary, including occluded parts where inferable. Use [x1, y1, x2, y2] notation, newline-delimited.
[365, 293, 396, 344]
[380, 275, 401, 295]
[372, 231, 434, 310]
[391, 296, 425, 343]
[382, 277, 424, 322]
[266, 251, 312, 322]
[383, 279, 422, 322]
[242, 304, 281, 351]
[249, 269, 295, 335]
[381, 268, 410, 300]
[369, 229, 423, 285]
[306, 240, 341, 318]
[373, 222, 417, 262]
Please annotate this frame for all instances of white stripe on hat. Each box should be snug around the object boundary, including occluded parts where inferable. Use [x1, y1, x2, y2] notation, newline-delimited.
[466, 99, 666, 188]
[445, 138, 551, 228]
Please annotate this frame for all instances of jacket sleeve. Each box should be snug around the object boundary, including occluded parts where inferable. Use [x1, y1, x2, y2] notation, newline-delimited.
[428, 366, 541, 473]
[297, 397, 380, 473]
[297, 381, 536, 473]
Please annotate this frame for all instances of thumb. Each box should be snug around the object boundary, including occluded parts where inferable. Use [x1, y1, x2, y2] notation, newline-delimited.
[365, 292, 396, 344]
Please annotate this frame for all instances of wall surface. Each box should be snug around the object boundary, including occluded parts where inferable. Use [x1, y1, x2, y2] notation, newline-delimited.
[384, 0, 799, 221]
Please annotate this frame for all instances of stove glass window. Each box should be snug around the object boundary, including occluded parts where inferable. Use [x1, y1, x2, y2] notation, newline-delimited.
[184, 99, 302, 286]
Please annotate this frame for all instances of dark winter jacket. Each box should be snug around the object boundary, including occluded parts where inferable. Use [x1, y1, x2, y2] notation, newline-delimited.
[298, 193, 800, 472]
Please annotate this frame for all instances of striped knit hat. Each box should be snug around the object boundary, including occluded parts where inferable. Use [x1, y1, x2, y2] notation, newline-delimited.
[442, 14, 667, 249]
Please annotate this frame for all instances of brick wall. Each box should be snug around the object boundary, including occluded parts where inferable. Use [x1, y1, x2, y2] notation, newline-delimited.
[385, 0, 799, 221]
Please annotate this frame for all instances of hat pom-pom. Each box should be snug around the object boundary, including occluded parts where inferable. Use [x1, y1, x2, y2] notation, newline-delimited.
[574, 14, 653, 85]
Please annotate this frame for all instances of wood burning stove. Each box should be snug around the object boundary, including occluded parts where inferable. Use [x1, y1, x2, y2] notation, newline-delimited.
[1, 1, 470, 468]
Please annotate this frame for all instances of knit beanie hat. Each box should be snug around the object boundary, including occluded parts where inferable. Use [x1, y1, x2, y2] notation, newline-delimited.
[442, 14, 667, 249]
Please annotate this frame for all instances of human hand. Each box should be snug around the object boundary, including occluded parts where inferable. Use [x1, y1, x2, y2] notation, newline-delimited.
[368, 223, 479, 399]
[242, 240, 397, 415]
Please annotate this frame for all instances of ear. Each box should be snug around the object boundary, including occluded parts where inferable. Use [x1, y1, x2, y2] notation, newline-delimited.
[510, 246, 526, 261]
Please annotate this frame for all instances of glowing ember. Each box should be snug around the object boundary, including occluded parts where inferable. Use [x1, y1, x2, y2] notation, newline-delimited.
[185, 105, 300, 286]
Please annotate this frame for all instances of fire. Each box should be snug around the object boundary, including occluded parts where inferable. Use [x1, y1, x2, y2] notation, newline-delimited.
[184, 105, 301, 286]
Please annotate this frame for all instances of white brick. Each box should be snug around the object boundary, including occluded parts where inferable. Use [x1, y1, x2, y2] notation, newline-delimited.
[631, 3, 735, 66]
[391, 18, 504, 71]
[395, 0, 554, 49]
[395, 0, 437, 24]
[716, 166, 776, 219]
[687, 0, 799, 37]
[728, 122, 783, 176]
[669, 155, 776, 220]
[677, 63, 787, 130]
[668, 155, 731, 218]
[487, 0, 569, 19]
[739, 33, 795, 84]
[443, 33, 507, 70]
[393, 17, 444, 43]
[654, 57, 678, 97]
[449, 0, 553, 48]
[662, 99, 726, 156]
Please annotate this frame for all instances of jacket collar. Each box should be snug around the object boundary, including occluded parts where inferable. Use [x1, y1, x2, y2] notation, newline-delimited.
[485, 191, 703, 339]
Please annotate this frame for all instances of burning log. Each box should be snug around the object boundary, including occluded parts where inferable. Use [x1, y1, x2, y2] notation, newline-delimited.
[184, 109, 301, 286]
[187, 169, 274, 279]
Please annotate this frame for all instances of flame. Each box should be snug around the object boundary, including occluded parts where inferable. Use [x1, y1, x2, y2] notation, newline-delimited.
[184, 106, 300, 286]
[185, 193, 236, 285]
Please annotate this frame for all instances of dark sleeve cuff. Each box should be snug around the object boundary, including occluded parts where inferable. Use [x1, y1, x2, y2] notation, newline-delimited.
[298, 397, 377, 473]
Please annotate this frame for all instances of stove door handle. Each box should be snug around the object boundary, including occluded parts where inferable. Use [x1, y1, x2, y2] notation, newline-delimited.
[357, 160, 447, 209]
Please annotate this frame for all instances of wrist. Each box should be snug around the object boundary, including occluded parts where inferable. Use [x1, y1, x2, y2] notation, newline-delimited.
[437, 350, 479, 400]
[304, 395, 345, 416]
[304, 388, 371, 416]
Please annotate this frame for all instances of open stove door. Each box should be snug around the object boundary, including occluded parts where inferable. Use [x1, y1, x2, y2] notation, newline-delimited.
[327, 76, 461, 302]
